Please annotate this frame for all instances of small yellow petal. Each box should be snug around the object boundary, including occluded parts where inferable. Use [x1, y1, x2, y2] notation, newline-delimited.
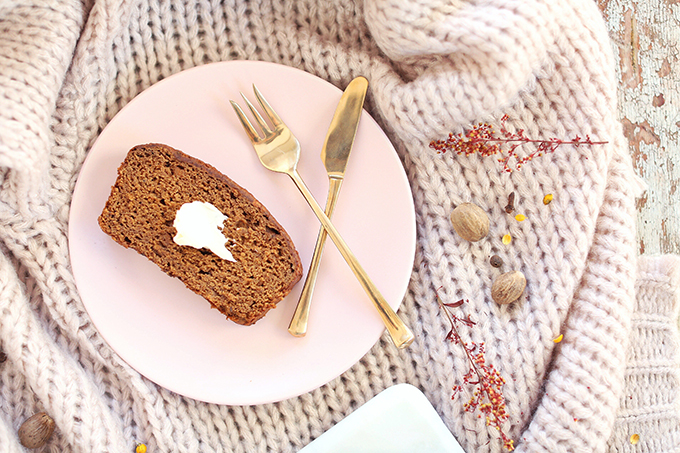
[502, 234, 512, 245]
[553, 334, 563, 343]
[136, 444, 147, 453]
[543, 194, 553, 205]
[630, 434, 640, 445]
[515, 214, 527, 222]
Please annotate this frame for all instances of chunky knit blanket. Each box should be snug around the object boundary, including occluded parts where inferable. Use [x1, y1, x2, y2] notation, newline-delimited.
[1, 1, 679, 452]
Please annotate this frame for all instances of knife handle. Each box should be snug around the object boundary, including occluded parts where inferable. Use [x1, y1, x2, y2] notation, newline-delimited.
[288, 170, 415, 349]
[288, 177, 343, 337]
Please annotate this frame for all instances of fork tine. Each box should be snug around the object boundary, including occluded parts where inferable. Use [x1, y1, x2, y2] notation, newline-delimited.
[253, 84, 282, 128]
[230, 100, 260, 142]
[240, 92, 272, 135]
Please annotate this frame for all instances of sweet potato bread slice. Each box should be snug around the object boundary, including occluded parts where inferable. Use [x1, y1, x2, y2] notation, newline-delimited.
[98, 143, 303, 325]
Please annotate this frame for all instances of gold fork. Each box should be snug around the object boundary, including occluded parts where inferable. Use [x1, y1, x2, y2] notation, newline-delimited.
[231, 85, 414, 349]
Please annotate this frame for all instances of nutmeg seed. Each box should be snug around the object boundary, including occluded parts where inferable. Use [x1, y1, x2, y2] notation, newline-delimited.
[18, 412, 55, 449]
[450, 202, 490, 242]
[491, 270, 526, 305]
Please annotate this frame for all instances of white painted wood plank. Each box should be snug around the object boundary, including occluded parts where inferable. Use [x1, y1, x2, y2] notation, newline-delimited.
[600, 0, 680, 255]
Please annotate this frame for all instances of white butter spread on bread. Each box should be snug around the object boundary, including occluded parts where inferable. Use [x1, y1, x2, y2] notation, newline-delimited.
[173, 201, 236, 262]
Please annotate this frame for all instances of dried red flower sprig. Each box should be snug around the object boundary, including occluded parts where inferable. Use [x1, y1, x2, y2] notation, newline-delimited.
[436, 291, 515, 451]
[430, 115, 607, 172]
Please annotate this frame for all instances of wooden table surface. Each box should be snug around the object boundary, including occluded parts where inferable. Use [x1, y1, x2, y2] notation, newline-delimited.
[599, 0, 680, 256]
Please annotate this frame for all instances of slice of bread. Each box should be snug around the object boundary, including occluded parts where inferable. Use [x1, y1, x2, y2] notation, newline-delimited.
[98, 143, 303, 325]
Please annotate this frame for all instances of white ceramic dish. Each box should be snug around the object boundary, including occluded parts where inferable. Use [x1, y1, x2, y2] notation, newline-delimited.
[69, 61, 416, 405]
[300, 384, 466, 453]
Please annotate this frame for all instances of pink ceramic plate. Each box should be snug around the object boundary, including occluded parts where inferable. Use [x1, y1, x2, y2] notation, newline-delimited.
[69, 61, 416, 405]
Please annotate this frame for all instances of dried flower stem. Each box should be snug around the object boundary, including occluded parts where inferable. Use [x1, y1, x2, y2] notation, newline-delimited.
[430, 115, 607, 172]
[436, 291, 514, 451]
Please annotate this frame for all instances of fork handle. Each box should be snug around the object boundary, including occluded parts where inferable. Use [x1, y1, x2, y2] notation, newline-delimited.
[288, 170, 414, 349]
[288, 177, 343, 337]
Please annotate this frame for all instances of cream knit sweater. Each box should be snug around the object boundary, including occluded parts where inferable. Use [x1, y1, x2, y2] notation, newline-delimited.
[1, 1, 678, 452]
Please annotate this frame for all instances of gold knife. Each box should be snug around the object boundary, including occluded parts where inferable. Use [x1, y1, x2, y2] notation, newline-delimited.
[288, 76, 369, 337]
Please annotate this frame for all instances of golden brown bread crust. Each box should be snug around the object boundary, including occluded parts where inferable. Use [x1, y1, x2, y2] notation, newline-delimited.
[98, 143, 303, 325]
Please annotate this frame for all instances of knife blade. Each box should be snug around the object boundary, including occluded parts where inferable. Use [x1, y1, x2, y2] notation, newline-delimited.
[288, 76, 369, 337]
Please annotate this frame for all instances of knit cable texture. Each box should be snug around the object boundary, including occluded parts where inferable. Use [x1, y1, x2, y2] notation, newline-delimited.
[0, 0, 677, 452]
